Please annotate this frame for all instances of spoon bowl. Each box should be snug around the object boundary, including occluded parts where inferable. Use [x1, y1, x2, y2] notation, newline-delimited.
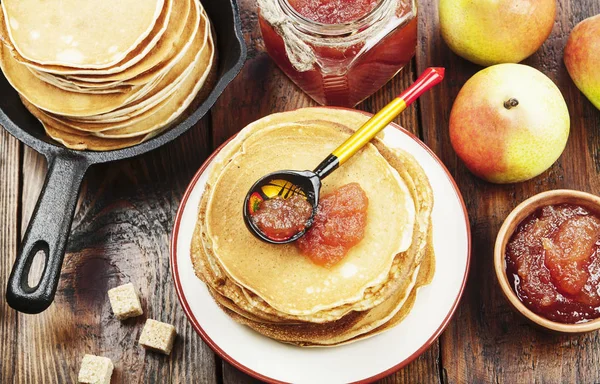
[243, 170, 321, 244]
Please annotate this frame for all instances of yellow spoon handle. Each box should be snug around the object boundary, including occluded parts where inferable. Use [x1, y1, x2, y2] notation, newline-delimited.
[332, 97, 408, 164]
[313, 67, 445, 179]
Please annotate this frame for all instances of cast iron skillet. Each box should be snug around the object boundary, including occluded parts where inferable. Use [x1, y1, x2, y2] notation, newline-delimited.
[0, 0, 247, 314]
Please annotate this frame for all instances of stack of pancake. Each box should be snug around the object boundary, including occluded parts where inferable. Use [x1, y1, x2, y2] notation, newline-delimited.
[192, 108, 435, 346]
[0, 0, 215, 151]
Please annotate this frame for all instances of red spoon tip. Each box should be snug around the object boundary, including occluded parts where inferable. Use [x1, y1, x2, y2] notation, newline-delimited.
[420, 67, 445, 81]
[399, 67, 446, 106]
[430, 67, 445, 79]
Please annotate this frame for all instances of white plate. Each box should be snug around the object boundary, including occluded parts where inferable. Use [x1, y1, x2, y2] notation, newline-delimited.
[170, 111, 471, 384]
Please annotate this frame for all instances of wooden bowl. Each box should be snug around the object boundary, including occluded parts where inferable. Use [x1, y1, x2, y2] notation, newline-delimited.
[494, 189, 600, 333]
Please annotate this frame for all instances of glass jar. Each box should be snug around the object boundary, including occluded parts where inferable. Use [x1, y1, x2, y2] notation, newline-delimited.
[257, 0, 418, 107]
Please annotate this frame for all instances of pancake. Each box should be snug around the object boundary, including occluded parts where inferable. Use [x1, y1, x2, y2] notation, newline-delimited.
[24, 0, 190, 91]
[302, 133, 436, 345]
[29, 68, 132, 94]
[204, 122, 416, 316]
[194, 180, 366, 324]
[192, 109, 433, 345]
[0, 42, 145, 116]
[222, 239, 433, 346]
[340, 224, 436, 346]
[1, 0, 164, 68]
[0, 0, 217, 151]
[95, 32, 215, 138]
[54, 77, 126, 89]
[193, 128, 428, 325]
[20, 31, 215, 148]
[190, 108, 436, 345]
[192, 110, 432, 345]
[19, 98, 155, 150]
[62, 0, 192, 84]
[302, 147, 434, 345]
[0, 0, 172, 75]
[193, 170, 423, 323]
[67, 7, 207, 124]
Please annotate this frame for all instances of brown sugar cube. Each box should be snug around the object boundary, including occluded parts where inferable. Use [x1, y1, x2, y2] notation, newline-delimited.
[108, 283, 143, 320]
[139, 319, 177, 355]
[77, 354, 113, 384]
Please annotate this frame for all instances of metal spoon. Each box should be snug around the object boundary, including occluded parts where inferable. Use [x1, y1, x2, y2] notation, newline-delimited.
[243, 67, 445, 244]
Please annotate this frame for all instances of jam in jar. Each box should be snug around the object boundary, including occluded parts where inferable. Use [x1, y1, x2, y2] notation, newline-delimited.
[257, 0, 418, 107]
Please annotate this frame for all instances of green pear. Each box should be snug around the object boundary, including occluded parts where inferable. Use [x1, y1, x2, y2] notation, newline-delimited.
[449, 64, 570, 184]
[439, 0, 556, 67]
[564, 14, 600, 110]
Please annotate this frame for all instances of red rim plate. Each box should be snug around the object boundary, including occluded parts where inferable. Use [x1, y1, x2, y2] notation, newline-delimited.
[170, 107, 472, 383]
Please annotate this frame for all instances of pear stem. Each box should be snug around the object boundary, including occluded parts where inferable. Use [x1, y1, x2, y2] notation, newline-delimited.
[504, 98, 519, 109]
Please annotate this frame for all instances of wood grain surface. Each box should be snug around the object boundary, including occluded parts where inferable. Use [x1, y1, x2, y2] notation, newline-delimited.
[1, 0, 600, 383]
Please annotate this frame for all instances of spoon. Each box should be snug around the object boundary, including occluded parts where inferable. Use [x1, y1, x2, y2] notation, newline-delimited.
[243, 67, 445, 244]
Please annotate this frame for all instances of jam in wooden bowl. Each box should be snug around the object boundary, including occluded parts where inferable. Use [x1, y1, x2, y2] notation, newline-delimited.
[495, 190, 600, 333]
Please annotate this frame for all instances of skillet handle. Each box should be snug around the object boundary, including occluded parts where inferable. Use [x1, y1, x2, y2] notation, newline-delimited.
[6, 154, 90, 314]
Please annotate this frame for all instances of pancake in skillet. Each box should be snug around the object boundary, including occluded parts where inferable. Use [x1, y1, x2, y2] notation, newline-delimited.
[1, 0, 164, 68]
[19, 25, 216, 149]
[0, 0, 171, 75]
[25, 0, 191, 89]
[0, 0, 218, 151]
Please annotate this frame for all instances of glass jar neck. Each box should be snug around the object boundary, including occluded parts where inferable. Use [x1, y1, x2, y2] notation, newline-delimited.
[278, 0, 395, 37]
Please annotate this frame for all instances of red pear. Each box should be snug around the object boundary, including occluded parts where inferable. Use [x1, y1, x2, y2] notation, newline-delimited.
[450, 64, 570, 184]
[564, 14, 600, 110]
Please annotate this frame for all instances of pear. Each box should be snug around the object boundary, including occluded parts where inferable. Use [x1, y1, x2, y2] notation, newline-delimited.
[439, 0, 556, 67]
[564, 14, 600, 110]
[449, 64, 570, 184]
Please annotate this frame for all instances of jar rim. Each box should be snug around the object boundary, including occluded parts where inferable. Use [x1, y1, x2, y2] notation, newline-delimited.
[279, 0, 396, 36]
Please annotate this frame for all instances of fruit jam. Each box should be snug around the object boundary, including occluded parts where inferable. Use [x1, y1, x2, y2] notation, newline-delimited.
[297, 183, 369, 267]
[505, 204, 600, 323]
[258, 0, 417, 107]
[287, 0, 382, 24]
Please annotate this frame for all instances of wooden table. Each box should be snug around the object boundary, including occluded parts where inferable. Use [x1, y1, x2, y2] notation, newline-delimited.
[2, 0, 600, 382]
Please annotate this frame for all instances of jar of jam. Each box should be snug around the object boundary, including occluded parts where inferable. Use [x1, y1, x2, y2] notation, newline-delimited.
[257, 0, 418, 107]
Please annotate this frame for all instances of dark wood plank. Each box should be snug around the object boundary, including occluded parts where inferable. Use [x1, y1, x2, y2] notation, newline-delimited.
[210, 0, 315, 149]
[416, 0, 600, 383]
[379, 345, 440, 384]
[0, 130, 20, 382]
[8, 120, 219, 383]
[223, 361, 263, 384]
